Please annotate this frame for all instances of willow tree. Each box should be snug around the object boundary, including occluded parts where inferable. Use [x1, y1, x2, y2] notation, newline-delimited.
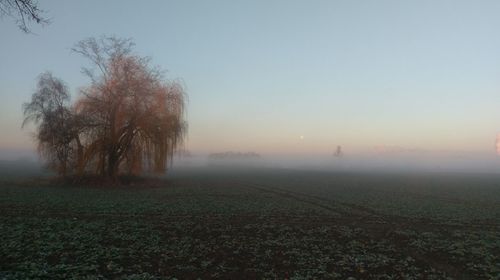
[23, 36, 187, 179]
[22, 72, 81, 176]
[73, 36, 187, 178]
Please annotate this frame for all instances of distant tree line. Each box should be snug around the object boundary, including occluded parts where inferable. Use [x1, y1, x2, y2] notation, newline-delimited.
[23, 36, 187, 179]
[208, 152, 260, 160]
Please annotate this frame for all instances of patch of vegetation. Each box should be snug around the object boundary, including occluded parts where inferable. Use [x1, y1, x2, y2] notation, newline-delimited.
[0, 168, 498, 279]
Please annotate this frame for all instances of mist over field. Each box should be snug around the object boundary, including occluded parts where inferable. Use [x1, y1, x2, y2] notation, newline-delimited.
[3, 147, 500, 175]
[167, 151, 500, 175]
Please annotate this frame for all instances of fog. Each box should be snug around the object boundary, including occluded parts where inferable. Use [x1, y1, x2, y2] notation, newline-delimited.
[171, 151, 500, 174]
[2, 147, 500, 175]
[0, 148, 38, 161]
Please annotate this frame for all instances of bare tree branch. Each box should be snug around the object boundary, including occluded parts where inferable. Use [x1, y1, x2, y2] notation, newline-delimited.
[0, 0, 49, 33]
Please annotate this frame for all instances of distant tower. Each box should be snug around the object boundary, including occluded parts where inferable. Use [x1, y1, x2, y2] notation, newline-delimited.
[333, 145, 343, 157]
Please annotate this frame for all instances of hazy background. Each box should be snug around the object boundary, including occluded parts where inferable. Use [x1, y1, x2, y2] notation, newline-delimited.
[2, 0, 500, 172]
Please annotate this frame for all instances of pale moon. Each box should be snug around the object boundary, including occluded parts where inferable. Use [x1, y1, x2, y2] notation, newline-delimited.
[300, 135, 304, 140]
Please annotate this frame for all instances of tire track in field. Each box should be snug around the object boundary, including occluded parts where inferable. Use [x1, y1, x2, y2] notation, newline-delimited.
[235, 181, 401, 222]
[235, 181, 500, 229]
[233, 181, 365, 217]
[234, 181, 475, 280]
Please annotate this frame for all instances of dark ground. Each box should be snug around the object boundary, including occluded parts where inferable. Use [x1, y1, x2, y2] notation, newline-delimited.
[0, 164, 499, 279]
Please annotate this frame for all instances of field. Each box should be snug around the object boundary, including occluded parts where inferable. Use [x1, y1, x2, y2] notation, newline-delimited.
[0, 163, 499, 279]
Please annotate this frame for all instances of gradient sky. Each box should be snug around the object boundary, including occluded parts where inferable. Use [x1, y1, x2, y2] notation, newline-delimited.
[2, 0, 500, 157]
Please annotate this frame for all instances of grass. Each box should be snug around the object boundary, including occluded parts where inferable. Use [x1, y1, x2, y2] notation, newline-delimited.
[0, 166, 499, 279]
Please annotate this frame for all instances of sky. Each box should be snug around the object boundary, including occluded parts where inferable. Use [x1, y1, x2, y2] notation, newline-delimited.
[2, 0, 500, 160]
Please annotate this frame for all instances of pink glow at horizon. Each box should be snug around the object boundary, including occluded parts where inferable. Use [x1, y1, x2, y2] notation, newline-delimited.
[496, 133, 500, 156]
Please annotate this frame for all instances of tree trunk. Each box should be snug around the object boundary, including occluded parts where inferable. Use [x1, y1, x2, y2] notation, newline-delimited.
[107, 149, 120, 179]
[76, 137, 84, 176]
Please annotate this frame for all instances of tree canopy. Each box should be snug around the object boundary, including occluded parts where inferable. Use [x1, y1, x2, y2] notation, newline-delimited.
[23, 36, 187, 179]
